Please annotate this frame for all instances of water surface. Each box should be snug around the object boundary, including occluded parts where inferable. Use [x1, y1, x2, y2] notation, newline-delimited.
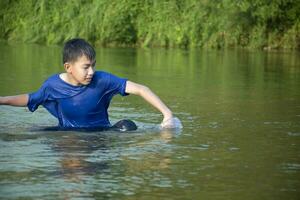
[0, 43, 300, 199]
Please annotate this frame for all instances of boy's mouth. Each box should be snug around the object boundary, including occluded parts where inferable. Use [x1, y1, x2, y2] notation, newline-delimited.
[85, 76, 93, 81]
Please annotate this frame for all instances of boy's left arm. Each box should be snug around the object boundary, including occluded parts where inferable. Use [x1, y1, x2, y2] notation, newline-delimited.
[125, 81, 173, 125]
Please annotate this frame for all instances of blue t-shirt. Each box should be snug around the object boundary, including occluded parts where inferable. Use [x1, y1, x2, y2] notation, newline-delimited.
[27, 71, 128, 128]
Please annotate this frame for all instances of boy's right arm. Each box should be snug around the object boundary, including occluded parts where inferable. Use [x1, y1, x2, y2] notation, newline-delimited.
[0, 94, 29, 107]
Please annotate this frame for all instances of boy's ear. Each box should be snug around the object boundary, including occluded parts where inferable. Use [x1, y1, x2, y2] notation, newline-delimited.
[64, 63, 72, 73]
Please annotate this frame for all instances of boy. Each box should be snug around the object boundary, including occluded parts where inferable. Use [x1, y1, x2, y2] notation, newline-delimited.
[0, 38, 180, 131]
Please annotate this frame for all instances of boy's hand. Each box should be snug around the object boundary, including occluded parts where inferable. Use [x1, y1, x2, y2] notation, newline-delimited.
[160, 117, 183, 129]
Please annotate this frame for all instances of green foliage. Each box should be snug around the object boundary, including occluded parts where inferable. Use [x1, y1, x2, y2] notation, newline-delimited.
[0, 0, 299, 49]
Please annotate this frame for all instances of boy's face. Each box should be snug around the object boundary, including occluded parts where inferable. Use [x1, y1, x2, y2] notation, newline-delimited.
[64, 55, 95, 86]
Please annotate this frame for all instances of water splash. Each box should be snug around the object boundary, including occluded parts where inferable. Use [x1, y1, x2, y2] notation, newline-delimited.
[160, 117, 183, 129]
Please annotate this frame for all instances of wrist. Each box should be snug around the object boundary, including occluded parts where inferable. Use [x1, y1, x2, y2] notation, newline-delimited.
[163, 110, 173, 121]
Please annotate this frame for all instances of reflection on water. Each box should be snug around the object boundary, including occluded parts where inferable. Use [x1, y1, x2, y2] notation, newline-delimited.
[0, 42, 300, 199]
[0, 121, 178, 199]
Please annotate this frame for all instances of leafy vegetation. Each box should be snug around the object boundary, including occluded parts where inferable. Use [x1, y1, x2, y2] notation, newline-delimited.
[0, 0, 299, 49]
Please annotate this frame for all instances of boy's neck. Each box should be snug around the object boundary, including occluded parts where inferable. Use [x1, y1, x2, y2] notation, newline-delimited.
[59, 73, 81, 86]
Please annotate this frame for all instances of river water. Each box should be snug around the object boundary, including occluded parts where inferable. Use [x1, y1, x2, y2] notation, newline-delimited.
[0, 42, 299, 199]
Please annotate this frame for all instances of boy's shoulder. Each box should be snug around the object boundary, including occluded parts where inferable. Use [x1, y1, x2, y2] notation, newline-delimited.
[93, 71, 117, 81]
[43, 74, 60, 86]
[94, 70, 112, 77]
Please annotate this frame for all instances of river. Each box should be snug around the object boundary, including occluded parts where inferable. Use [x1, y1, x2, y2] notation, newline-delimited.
[0, 42, 299, 199]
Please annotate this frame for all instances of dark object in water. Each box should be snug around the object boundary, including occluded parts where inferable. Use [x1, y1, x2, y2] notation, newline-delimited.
[110, 119, 138, 131]
[39, 119, 137, 132]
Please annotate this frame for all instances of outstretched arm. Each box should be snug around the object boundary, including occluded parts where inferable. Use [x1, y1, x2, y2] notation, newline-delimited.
[125, 81, 173, 124]
[0, 94, 29, 106]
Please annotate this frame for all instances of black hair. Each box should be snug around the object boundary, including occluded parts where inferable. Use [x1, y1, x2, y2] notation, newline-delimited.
[63, 38, 96, 64]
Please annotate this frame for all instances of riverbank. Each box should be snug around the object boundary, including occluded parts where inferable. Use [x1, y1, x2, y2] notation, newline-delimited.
[0, 0, 299, 49]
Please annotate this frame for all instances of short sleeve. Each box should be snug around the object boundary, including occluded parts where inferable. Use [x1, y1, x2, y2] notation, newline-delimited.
[107, 73, 129, 96]
[27, 84, 49, 112]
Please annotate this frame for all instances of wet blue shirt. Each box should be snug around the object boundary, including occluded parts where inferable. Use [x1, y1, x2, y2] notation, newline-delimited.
[27, 71, 128, 128]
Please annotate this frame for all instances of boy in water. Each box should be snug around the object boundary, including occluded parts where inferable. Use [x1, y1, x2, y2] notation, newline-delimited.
[0, 38, 180, 131]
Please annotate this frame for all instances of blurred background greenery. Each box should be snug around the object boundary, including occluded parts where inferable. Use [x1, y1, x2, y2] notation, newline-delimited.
[0, 0, 299, 49]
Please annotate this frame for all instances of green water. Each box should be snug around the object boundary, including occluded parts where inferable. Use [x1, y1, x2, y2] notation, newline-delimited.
[0, 43, 300, 200]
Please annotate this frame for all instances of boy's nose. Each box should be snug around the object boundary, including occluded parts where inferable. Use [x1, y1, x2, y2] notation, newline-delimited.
[88, 67, 95, 76]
